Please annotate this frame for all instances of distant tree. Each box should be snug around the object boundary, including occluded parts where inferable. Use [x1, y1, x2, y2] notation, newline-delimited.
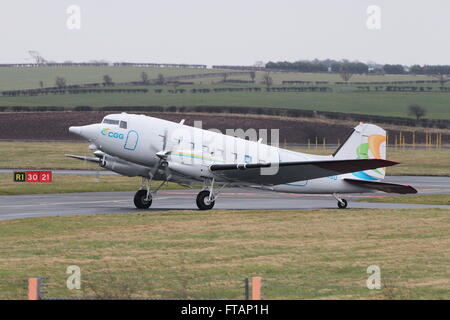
[408, 104, 427, 120]
[420, 65, 450, 75]
[339, 70, 353, 82]
[55, 76, 67, 88]
[262, 72, 273, 88]
[335, 62, 353, 82]
[433, 73, 449, 87]
[103, 74, 113, 86]
[140, 71, 149, 84]
[249, 71, 256, 82]
[266, 59, 368, 73]
[267, 60, 329, 72]
[157, 73, 165, 85]
[332, 61, 368, 74]
[383, 64, 405, 74]
[410, 64, 423, 74]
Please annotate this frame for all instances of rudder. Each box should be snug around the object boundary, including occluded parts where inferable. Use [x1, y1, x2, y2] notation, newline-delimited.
[333, 123, 386, 180]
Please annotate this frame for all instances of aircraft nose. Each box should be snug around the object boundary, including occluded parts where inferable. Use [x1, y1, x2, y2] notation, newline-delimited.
[69, 124, 99, 141]
[69, 126, 82, 135]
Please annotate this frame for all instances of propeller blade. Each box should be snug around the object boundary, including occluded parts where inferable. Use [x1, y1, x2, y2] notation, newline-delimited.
[150, 158, 162, 178]
[162, 128, 168, 150]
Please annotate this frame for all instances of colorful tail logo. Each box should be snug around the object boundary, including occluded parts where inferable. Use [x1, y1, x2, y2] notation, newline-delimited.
[368, 134, 386, 159]
[353, 134, 386, 180]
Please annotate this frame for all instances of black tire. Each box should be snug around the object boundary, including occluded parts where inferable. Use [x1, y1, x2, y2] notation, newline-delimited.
[134, 190, 152, 209]
[196, 190, 215, 210]
[337, 199, 348, 209]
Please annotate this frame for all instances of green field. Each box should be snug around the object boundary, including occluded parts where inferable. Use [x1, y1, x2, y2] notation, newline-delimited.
[0, 141, 97, 170]
[2, 90, 450, 119]
[360, 194, 450, 205]
[0, 174, 185, 195]
[1, 141, 449, 180]
[0, 66, 438, 91]
[0, 66, 225, 91]
[1, 66, 450, 119]
[0, 208, 448, 299]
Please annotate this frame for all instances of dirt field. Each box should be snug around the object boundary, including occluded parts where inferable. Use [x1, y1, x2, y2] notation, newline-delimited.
[0, 111, 354, 144]
[0, 111, 448, 144]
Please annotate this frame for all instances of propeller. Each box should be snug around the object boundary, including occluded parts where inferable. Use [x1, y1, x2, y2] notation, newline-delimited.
[89, 145, 100, 179]
[148, 129, 172, 180]
[149, 150, 171, 180]
[162, 128, 168, 150]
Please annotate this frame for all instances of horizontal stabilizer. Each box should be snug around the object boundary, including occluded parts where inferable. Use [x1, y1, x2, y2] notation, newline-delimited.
[344, 178, 417, 194]
[210, 159, 397, 185]
[65, 154, 101, 163]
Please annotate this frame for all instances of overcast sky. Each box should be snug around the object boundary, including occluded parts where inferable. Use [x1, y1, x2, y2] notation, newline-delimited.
[1, 0, 449, 66]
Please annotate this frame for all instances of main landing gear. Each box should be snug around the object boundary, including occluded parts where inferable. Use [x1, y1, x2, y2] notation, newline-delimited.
[196, 190, 215, 210]
[333, 193, 348, 209]
[196, 178, 227, 210]
[134, 189, 152, 209]
[134, 177, 167, 209]
[134, 176, 224, 211]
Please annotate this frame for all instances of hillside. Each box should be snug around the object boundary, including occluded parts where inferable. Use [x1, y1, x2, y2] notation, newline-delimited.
[1, 66, 449, 119]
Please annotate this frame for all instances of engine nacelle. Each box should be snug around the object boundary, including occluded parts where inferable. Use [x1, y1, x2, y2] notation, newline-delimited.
[100, 156, 151, 177]
[167, 161, 213, 179]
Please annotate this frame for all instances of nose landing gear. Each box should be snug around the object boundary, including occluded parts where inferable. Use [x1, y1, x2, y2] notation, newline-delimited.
[333, 193, 348, 209]
[337, 198, 348, 209]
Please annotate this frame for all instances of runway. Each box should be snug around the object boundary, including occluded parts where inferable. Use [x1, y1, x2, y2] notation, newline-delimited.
[0, 175, 449, 220]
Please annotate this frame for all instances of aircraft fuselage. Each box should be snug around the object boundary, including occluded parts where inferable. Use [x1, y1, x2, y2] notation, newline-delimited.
[69, 113, 374, 194]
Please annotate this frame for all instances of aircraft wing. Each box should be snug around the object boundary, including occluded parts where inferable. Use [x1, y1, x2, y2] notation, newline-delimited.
[210, 159, 397, 185]
[344, 178, 417, 194]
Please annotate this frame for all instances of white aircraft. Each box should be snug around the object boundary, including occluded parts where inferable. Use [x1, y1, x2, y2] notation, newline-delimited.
[67, 113, 417, 210]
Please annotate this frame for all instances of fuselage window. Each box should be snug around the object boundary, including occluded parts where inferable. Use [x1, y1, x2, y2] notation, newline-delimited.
[120, 121, 127, 129]
[103, 118, 120, 125]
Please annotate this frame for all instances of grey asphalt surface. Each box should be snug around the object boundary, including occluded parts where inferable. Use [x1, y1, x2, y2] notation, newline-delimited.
[0, 174, 449, 220]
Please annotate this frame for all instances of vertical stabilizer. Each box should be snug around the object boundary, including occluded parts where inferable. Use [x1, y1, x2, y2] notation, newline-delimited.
[333, 123, 386, 180]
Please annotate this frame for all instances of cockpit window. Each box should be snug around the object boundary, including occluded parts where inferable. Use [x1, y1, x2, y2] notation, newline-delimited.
[120, 121, 127, 129]
[103, 118, 120, 125]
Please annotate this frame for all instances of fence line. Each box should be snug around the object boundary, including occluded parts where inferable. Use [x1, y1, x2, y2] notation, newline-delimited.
[25, 276, 263, 300]
[21, 275, 436, 300]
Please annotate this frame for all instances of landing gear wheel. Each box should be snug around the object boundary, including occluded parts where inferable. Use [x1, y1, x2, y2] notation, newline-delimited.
[337, 199, 348, 209]
[134, 190, 152, 209]
[196, 190, 215, 210]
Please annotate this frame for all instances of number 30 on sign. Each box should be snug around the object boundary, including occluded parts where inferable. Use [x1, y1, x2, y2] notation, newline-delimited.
[14, 171, 52, 183]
